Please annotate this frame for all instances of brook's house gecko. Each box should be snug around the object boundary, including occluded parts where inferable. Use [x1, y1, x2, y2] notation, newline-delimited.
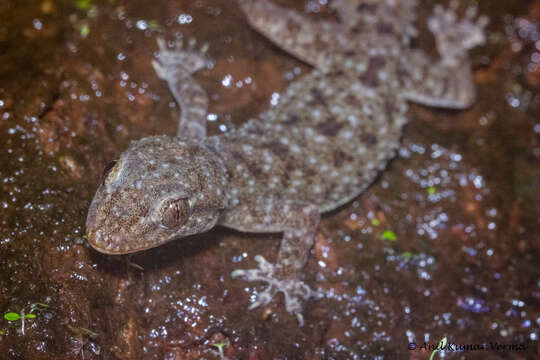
[86, 0, 487, 324]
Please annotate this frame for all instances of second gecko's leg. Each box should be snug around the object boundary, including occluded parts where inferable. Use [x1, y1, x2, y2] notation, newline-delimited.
[152, 38, 210, 140]
[400, 3, 488, 108]
[225, 198, 320, 325]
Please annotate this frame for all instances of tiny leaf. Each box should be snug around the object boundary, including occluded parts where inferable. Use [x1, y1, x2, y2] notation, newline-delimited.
[439, 337, 448, 349]
[24, 314, 37, 319]
[370, 218, 380, 226]
[127, 260, 144, 271]
[4, 313, 20, 321]
[427, 186, 436, 195]
[30, 302, 50, 313]
[429, 336, 448, 360]
[381, 230, 397, 242]
[80, 23, 90, 38]
[76, 0, 92, 11]
[147, 20, 160, 30]
[67, 325, 99, 338]
[401, 252, 412, 260]
[212, 342, 227, 350]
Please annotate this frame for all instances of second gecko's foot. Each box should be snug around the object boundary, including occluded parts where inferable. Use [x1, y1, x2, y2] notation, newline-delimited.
[152, 37, 210, 80]
[428, 1, 488, 63]
[232, 255, 316, 326]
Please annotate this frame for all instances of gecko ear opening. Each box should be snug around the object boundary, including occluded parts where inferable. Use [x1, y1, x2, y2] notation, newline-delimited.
[158, 198, 191, 230]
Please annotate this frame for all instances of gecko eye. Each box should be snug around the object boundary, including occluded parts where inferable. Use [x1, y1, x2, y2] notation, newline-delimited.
[101, 160, 118, 184]
[159, 198, 190, 230]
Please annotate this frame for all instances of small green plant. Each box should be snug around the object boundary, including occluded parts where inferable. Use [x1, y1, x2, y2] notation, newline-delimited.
[75, 0, 93, 11]
[427, 186, 437, 195]
[147, 20, 161, 31]
[4, 311, 35, 335]
[211, 341, 228, 360]
[30, 303, 49, 313]
[429, 337, 447, 360]
[67, 325, 99, 359]
[3, 303, 50, 335]
[370, 218, 380, 226]
[381, 230, 397, 242]
[67, 324, 98, 338]
[80, 23, 90, 38]
[126, 257, 144, 271]
[74, 0, 98, 38]
[401, 251, 413, 260]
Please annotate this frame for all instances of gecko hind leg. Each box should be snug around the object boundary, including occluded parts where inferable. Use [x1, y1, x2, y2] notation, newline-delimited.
[402, 3, 488, 108]
[152, 37, 210, 140]
[428, 1, 489, 63]
[229, 200, 322, 326]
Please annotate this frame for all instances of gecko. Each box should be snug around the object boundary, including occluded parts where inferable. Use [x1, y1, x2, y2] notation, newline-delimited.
[86, 0, 487, 324]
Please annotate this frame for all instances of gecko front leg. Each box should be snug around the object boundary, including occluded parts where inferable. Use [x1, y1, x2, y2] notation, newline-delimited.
[226, 198, 320, 325]
[401, 3, 488, 108]
[428, 2, 488, 65]
[152, 38, 210, 140]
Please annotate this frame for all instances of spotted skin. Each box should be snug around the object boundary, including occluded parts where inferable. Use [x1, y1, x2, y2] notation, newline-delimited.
[86, 0, 487, 324]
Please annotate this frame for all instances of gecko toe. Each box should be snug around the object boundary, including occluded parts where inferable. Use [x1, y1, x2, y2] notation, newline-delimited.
[153, 37, 210, 78]
[232, 255, 315, 323]
[428, 3, 488, 61]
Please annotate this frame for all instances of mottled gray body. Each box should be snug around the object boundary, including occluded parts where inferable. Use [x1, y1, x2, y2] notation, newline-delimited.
[211, 68, 405, 217]
[86, 0, 487, 323]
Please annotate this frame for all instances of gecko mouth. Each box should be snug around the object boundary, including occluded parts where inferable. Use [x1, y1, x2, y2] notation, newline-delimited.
[85, 219, 147, 255]
[86, 227, 171, 255]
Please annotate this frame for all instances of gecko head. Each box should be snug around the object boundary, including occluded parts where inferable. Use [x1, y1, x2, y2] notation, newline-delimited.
[86, 135, 229, 254]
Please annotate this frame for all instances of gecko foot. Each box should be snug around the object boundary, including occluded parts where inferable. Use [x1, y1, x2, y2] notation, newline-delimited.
[232, 255, 316, 326]
[152, 37, 210, 80]
[428, 1, 488, 63]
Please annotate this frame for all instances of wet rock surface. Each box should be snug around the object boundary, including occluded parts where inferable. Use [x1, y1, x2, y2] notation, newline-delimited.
[0, 0, 539, 358]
